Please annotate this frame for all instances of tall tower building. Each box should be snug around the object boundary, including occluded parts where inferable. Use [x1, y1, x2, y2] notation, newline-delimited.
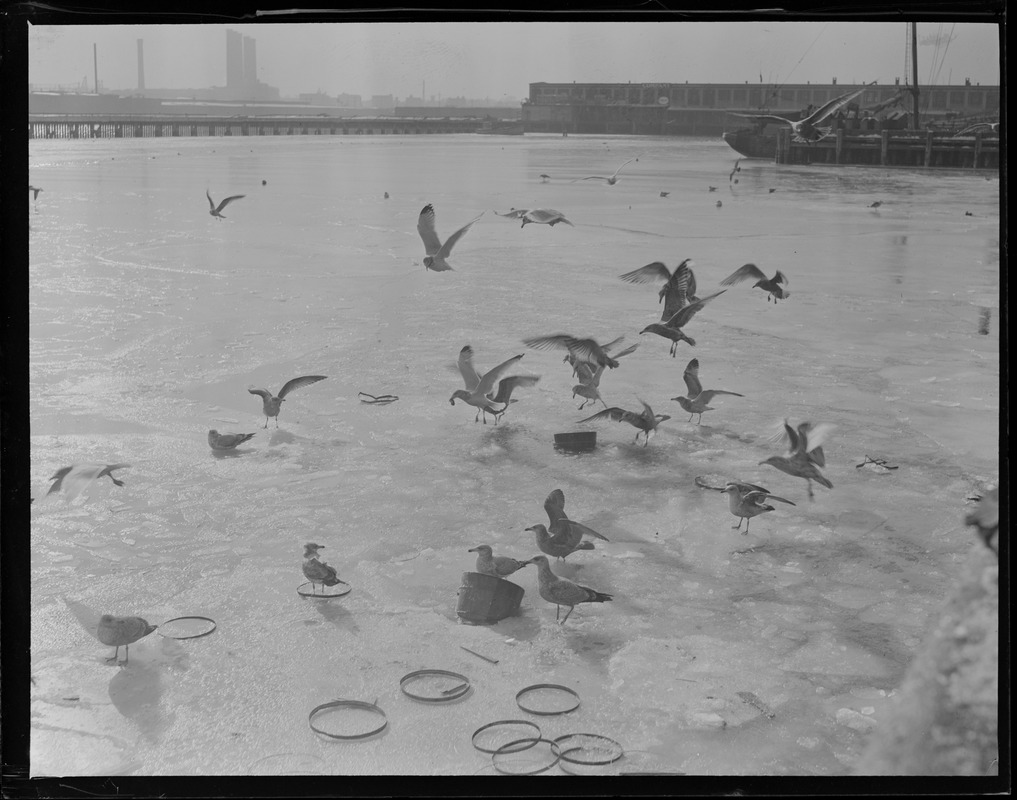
[243, 36, 257, 90]
[226, 30, 243, 91]
[137, 39, 145, 91]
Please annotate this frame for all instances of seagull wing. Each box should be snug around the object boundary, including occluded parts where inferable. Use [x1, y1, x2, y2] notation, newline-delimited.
[696, 389, 744, 403]
[720, 263, 767, 286]
[523, 333, 575, 354]
[563, 337, 610, 365]
[610, 344, 639, 360]
[600, 336, 627, 354]
[664, 289, 726, 329]
[248, 387, 273, 401]
[730, 113, 795, 125]
[682, 359, 703, 397]
[805, 83, 872, 125]
[610, 158, 637, 178]
[802, 422, 836, 456]
[576, 175, 610, 182]
[558, 517, 610, 542]
[206, 189, 216, 211]
[277, 375, 327, 399]
[574, 362, 596, 385]
[477, 354, 524, 396]
[416, 204, 443, 255]
[544, 489, 568, 525]
[619, 261, 672, 285]
[773, 270, 790, 287]
[457, 345, 483, 389]
[436, 212, 483, 260]
[491, 374, 540, 403]
[761, 492, 796, 506]
[578, 406, 637, 425]
[216, 194, 246, 213]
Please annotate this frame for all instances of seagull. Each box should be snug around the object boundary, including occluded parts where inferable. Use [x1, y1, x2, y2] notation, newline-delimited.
[302, 542, 342, 594]
[708, 186, 718, 192]
[46, 463, 131, 501]
[29, 186, 43, 201]
[539, 174, 551, 183]
[671, 358, 743, 424]
[660, 191, 670, 198]
[416, 203, 484, 271]
[248, 375, 327, 428]
[573, 157, 637, 185]
[720, 264, 790, 303]
[952, 122, 999, 137]
[731, 82, 874, 143]
[869, 201, 883, 208]
[965, 487, 999, 554]
[208, 430, 256, 451]
[578, 399, 670, 447]
[494, 207, 530, 219]
[526, 555, 613, 625]
[526, 524, 594, 562]
[719, 482, 796, 534]
[729, 159, 741, 182]
[572, 362, 608, 410]
[524, 334, 630, 370]
[96, 615, 158, 665]
[206, 189, 245, 220]
[768, 188, 777, 194]
[520, 208, 573, 227]
[469, 545, 530, 578]
[760, 420, 835, 500]
[639, 290, 726, 355]
[716, 200, 723, 208]
[619, 258, 698, 321]
[543, 487, 609, 549]
[450, 346, 538, 424]
[563, 343, 637, 378]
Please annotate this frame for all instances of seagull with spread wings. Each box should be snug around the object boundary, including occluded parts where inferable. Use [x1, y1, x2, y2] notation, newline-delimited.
[46, 463, 131, 501]
[720, 263, 789, 303]
[450, 345, 539, 424]
[578, 399, 670, 447]
[519, 208, 574, 227]
[639, 290, 726, 355]
[671, 358, 743, 424]
[206, 189, 246, 220]
[760, 420, 835, 500]
[720, 481, 796, 533]
[524, 334, 631, 371]
[573, 157, 638, 185]
[619, 258, 700, 321]
[416, 203, 484, 271]
[248, 375, 327, 428]
[730, 83, 874, 143]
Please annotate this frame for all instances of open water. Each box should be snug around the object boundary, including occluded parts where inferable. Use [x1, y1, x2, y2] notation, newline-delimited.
[29, 133, 999, 776]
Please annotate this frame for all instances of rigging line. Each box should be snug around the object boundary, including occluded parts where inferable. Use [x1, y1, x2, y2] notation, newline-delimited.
[772, 23, 829, 95]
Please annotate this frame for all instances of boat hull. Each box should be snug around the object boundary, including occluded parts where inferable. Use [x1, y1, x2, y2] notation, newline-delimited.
[722, 128, 777, 159]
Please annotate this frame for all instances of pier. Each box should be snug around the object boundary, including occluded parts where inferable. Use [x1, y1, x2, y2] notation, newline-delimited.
[28, 114, 484, 140]
[775, 127, 999, 169]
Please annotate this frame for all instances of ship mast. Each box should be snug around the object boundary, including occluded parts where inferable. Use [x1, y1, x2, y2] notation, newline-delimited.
[910, 22, 920, 129]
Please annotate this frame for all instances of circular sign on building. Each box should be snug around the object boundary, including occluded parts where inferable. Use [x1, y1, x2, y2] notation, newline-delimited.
[657, 96, 670, 106]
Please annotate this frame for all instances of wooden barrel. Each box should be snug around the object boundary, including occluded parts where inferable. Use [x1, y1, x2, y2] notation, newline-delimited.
[456, 572, 525, 624]
[554, 431, 597, 452]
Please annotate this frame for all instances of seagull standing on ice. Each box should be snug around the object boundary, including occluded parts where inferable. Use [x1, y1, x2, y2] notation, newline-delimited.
[671, 358, 743, 424]
[206, 190, 246, 220]
[720, 264, 790, 303]
[248, 375, 327, 428]
[97, 615, 157, 665]
[416, 203, 483, 271]
[526, 555, 613, 625]
[719, 482, 796, 533]
[730, 83, 874, 143]
[208, 430, 256, 451]
[302, 543, 342, 594]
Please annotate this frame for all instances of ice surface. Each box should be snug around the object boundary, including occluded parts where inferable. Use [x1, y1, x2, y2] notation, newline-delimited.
[29, 133, 998, 776]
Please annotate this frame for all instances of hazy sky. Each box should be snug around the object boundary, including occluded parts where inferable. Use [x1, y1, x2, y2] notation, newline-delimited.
[28, 21, 1001, 99]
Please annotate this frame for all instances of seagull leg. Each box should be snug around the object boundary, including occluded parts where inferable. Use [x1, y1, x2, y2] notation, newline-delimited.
[106, 647, 120, 664]
[555, 605, 561, 621]
[697, 414, 703, 425]
[807, 480, 814, 501]
[732, 517, 744, 531]
[560, 606, 575, 625]
[744, 517, 751, 534]
[263, 417, 269, 429]
[687, 413, 694, 422]
[123, 646, 129, 665]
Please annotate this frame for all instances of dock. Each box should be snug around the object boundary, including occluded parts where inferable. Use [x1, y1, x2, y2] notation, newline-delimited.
[775, 127, 999, 170]
[28, 114, 484, 140]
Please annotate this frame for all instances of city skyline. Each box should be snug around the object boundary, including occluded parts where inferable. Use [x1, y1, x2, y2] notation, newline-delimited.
[29, 22, 1001, 102]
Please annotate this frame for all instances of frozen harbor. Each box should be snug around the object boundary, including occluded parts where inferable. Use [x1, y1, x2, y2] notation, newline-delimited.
[29, 133, 999, 776]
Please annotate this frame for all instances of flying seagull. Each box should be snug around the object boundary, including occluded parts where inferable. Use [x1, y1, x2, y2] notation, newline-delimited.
[248, 375, 327, 428]
[671, 358, 743, 424]
[29, 186, 43, 201]
[520, 208, 574, 227]
[639, 290, 726, 355]
[573, 157, 638, 185]
[720, 264, 789, 303]
[494, 208, 530, 219]
[619, 258, 699, 321]
[416, 203, 483, 271]
[206, 189, 245, 220]
[720, 481, 796, 534]
[47, 463, 131, 501]
[578, 399, 670, 447]
[731, 82, 874, 143]
[450, 345, 538, 424]
[760, 420, 835, 500]
[524, 334, 630, 370]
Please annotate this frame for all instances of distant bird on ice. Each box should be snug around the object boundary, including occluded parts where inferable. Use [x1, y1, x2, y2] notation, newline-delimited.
[760, 420, 835, 500]
[716, 200, 723, 208]
[520, 208, 573, 227]
[573, 157, 637, 185]
[708, 186, 718, 192]
[869, 201, 883, 208]
[965, 487, 999, 555]
[469, 545, 530, 578]
[660, 191, 670, 198]
[97, 615, 158, 665]
[539, 174, 551, 183]
[671, 358, 743, 424]
[578, 399, 670, 447]
[47, 463, 131, 501]
[248, 375, 327, 428]
[526, 555, 613, 625]
[416, 203, 483, 271]
[302, 542, 342, 594]
[720, 263, 790, 303]
[206, 189, 245, 220]
[29, 186, 43, 201]
[730, 82, 874, 143]
[720, 481, 796, 533]
[208, 430, 256, 451]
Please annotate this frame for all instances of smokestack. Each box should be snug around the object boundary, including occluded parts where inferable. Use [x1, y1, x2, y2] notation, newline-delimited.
[137, 39, 145, 92]
[93, 43, 98, 93]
